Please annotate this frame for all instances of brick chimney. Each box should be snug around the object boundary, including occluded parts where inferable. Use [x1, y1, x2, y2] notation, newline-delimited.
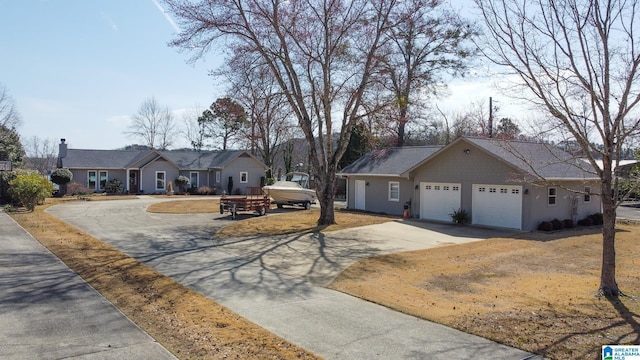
[57, 139, 67, 168]
[59, 139, 67, 158]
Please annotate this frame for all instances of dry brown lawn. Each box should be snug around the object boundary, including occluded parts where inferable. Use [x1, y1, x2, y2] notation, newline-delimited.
[216, 209, 395, 237]
[147, 198, 221, 214]
[329, 226, 640, 360]
[9, 199, 320, 360]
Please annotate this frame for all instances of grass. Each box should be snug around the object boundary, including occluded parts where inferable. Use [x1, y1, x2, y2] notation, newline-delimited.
[147, 198, 221, 214]
[216, 209, 395, 237]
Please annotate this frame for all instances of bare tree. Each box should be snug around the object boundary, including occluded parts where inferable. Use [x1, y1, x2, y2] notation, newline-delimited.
[0, 83, 22, 129]
[475, 0, 640, 297]
[24, 136, 58, 175]
[218, 54, 295, 177]
[381, 0, 478, 147]
[165, 0, 397, 225]
[179, 105, 209, 151]
[126, 97, 176, 150]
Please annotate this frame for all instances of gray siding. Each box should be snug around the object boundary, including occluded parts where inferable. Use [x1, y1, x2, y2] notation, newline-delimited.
[411, 141, 524, 222]
[347, 176, 413, 215]
[141, 159, 179, 194]
[219, 155, 266, 194]
[411, 141, 601, 230]
[68, 169, 126, 193]
[526, 181, 601, 230]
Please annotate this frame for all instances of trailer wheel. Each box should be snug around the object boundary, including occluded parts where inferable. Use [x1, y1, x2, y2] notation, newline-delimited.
[277, 203, 283, 209]
[304, 201, 311, 210]
[259, 206, 266, 216]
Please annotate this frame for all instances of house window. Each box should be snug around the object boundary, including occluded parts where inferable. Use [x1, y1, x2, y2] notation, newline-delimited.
[156, 171, 166, 190]
[548, 187, 557, 206]
[512, 188, 520, 194]
[425, 185, 432, 190]
[88, 171, 97, 190]
[388, 181, 399, 201]
[99, 171, 108, 190]
[443, 186, 450, 191]
[500, 188, 508, 194]
[478, 187, 486, 192]
[584, 186, 591, 203]
[215, 171, 221, 183]
[190, 172, 199, 188]
[489, 188, 496, 193]
[452, 186, 459, 191]
[240, 172, 248, 183]
[434, 185, 440, 190]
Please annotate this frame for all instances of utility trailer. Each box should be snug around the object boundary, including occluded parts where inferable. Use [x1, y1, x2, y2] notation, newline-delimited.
[219, 187, 271, 220]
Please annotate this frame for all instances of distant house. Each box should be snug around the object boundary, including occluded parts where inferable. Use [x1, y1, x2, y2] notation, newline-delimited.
[57, 139, 268, 195]
[339, 136, 602, 231]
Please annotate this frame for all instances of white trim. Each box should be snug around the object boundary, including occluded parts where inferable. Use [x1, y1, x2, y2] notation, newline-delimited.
[156, 171, 166, 191]
[240, 171, 248, 183]
[584, 186, 591, 203]
[98, 170, 108, 191]
[87, 170, 97, 190]
[190, 172, 199, 188]
[215, 171, 221, 183]
[548, 187, 557, 206]
[388, 181, 400, 202]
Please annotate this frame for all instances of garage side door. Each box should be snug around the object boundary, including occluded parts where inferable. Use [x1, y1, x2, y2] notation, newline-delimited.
[354, 180, 366, 210]
[472, 184, 522, 229]
[420, 182, 461, 222]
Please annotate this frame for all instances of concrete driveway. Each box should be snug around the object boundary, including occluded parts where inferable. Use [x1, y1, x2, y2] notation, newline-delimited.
[617, 201, 640, 221]
[47, 197, 538, 360]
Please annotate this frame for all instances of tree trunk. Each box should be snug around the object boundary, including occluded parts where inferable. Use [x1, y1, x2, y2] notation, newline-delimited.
[599, 182, 620, 297]
[396, 104, 408, 147]
[316, 169, 337, 226]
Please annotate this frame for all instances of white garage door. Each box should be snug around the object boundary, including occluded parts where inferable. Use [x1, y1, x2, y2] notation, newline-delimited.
[420, 182, 461, 222]
[472, 184, 523, 229]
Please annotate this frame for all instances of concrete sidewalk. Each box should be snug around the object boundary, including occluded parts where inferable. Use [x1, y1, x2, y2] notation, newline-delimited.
[0, 210, 176, 360]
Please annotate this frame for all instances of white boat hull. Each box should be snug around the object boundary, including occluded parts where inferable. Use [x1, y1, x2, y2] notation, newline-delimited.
[262, 186, 317, 204]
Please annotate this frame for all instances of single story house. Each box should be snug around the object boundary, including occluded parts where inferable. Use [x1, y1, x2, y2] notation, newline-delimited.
[339, 136, 602, 231]
[57, 139, 268, 195]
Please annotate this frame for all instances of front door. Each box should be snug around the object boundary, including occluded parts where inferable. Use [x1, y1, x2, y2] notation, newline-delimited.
[129, 170, 139, 194]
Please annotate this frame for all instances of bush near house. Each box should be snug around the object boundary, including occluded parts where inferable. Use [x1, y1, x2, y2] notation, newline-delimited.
[188, 186, 217, 195]
[449, 208, 470, 224]
[8, 173, 55, 211]
[104, 179, 124, 194]
[551, 218, 564, 230]
[67, 182, 92, 196]
[50, 168, 73, 186]
[538, 221, 553, 231]
[539, 213, 603, 231]
[175, 175, 190, 193]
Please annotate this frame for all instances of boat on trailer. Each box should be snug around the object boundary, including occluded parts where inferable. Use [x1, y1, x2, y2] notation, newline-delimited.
[262, 172, 317, 209]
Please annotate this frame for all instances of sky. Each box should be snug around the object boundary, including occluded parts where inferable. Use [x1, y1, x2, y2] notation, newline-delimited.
[0, 0, 516, 152]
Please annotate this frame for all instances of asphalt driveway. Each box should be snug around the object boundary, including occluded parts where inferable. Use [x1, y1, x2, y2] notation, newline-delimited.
[47, 197, 538, 360]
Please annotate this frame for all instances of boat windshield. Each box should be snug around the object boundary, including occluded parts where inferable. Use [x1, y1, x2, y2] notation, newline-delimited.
[282, 173, 309, 188]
